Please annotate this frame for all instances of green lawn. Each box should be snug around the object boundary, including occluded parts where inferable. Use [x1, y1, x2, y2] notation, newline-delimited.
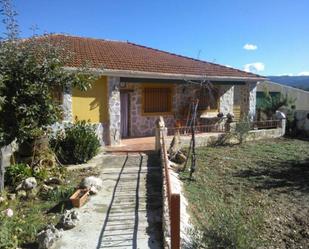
[181, 138, 309, 249]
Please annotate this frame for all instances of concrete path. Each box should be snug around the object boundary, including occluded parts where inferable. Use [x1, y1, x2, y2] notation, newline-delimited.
[53, 153, 163, 249]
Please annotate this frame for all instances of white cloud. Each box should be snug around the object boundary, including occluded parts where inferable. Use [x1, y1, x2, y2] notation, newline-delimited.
[243, 62, 265, 73]
[298, 71, 309, 76]
[243, 43, 258, 50]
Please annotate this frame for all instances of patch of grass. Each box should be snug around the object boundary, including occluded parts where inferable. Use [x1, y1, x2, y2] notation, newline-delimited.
[181, 138, 309, 248]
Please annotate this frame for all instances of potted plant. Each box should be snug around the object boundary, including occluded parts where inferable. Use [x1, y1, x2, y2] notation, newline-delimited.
[70, 189, 90, 208]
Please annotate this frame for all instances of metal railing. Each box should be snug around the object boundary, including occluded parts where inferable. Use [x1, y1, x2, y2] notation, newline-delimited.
[250, 120, 281, 130]
[160, 130, 180, 249]
[167, 124, 226, 136]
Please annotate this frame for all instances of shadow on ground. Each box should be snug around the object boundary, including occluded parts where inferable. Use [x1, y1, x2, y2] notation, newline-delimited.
[235, 158, 309, 193]
[96, 152, 163, 249]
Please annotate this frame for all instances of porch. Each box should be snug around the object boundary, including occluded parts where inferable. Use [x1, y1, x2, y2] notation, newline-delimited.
[107, 77, 258, 146]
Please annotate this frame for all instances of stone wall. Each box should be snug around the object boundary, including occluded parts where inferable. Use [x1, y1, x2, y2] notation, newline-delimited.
[107, 77, 121, 145]
[126, 83, 239, 137]
[238, 82, 257, 120]
[219, 85, 234, 115]
[295, 110, 309, 136]
[62, 86, 73, 123]
[129, 84, 175, 137]
[128, 83, 210, 137]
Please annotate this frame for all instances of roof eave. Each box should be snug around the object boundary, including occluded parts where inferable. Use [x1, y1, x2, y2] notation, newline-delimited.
[64, 67, 267, 82]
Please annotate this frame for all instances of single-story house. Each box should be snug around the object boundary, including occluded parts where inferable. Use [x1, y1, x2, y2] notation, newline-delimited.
[39, 34, 266, 145]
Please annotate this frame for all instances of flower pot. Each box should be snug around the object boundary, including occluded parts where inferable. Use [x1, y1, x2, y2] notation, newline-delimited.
[70, 189, 89, 208]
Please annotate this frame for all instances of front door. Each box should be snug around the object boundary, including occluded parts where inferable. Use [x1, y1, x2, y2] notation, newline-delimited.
[120, 92, 130, 138]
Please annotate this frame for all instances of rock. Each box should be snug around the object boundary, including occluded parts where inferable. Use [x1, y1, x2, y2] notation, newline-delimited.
[58, 210, 79, 230]
[89, 186, 98, 195]
[17, 190, 27, 198]
[16, 177, 37, 191]
[44, 177, 63, 185]
[37, 224, 62, 249]
[7, 193, 16, 200]
[80, 176, 103, 190]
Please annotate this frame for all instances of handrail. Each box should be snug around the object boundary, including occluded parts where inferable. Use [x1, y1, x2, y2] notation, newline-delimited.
[160, 129, 181, 249]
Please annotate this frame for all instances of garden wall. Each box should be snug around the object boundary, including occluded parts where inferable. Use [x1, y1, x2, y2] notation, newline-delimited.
[165, 125, 285, 148]
[295, 110, 309, 136]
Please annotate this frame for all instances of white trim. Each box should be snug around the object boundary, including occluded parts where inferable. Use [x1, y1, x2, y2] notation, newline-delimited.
[63, 66, 266, 82]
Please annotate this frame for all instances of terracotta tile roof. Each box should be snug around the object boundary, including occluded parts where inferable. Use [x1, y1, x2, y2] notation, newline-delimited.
[34, 34, 262, 79]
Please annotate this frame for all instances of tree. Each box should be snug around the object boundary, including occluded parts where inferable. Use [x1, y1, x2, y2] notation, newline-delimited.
[0, 0, 95, 191]
[257, 88, 295, 119]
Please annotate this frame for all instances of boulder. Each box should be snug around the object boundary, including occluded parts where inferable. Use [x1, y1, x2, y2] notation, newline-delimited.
[16, 177, 37, 191]
[37, 225, 62, 249]
[79, 176, 103, 190]
[58, 210, 79, 230]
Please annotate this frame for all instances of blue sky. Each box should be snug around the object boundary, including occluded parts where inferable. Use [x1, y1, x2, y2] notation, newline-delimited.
[1, 0, 309, 76]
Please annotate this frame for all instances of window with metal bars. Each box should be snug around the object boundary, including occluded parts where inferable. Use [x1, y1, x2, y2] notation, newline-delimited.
[198, 88, 219, 110]
[143, 87, 172, 114]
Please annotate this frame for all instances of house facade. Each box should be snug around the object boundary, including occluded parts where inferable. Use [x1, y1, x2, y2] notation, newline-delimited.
[42, 34, 265, 145]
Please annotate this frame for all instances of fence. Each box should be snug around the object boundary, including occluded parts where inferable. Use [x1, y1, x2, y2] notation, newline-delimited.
[250, 120, 281, 129]
[167, 124, 226, 136]
[156, 117, 181, 249]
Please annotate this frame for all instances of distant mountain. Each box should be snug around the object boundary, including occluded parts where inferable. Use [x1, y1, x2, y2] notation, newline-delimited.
[267, 76, 309, 91]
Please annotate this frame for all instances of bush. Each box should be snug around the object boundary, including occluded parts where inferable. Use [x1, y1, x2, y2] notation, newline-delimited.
[51, 121, 100, 164]
[40, 185, 75, 202]
[234, 118, 251, 144]
[5, 163, 32, 186]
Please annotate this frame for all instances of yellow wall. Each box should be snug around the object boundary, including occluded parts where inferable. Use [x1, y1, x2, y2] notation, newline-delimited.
[72, 76, 108, 123]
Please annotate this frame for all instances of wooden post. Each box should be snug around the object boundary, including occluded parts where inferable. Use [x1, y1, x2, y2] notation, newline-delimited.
[170, 193, 180, 249]
[155, 116, 166, 151]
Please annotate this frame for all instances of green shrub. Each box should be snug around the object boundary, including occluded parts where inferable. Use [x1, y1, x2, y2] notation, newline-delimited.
[4, 163, 32, 186]
[234, 117, 251, 144]
[40, 185, 75, 202]
[50, 121, 100, 164]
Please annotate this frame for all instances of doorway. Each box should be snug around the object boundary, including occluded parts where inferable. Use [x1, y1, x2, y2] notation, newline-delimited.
[120, 92, 130, 138]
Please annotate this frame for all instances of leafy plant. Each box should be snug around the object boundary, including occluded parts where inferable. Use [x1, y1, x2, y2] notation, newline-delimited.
[4, 163, 32, 186]
[234, 117, 251, 144]
[40, 185, 75, 202]
[257, 88, 295, 119]
[51, 121, 100, 164]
